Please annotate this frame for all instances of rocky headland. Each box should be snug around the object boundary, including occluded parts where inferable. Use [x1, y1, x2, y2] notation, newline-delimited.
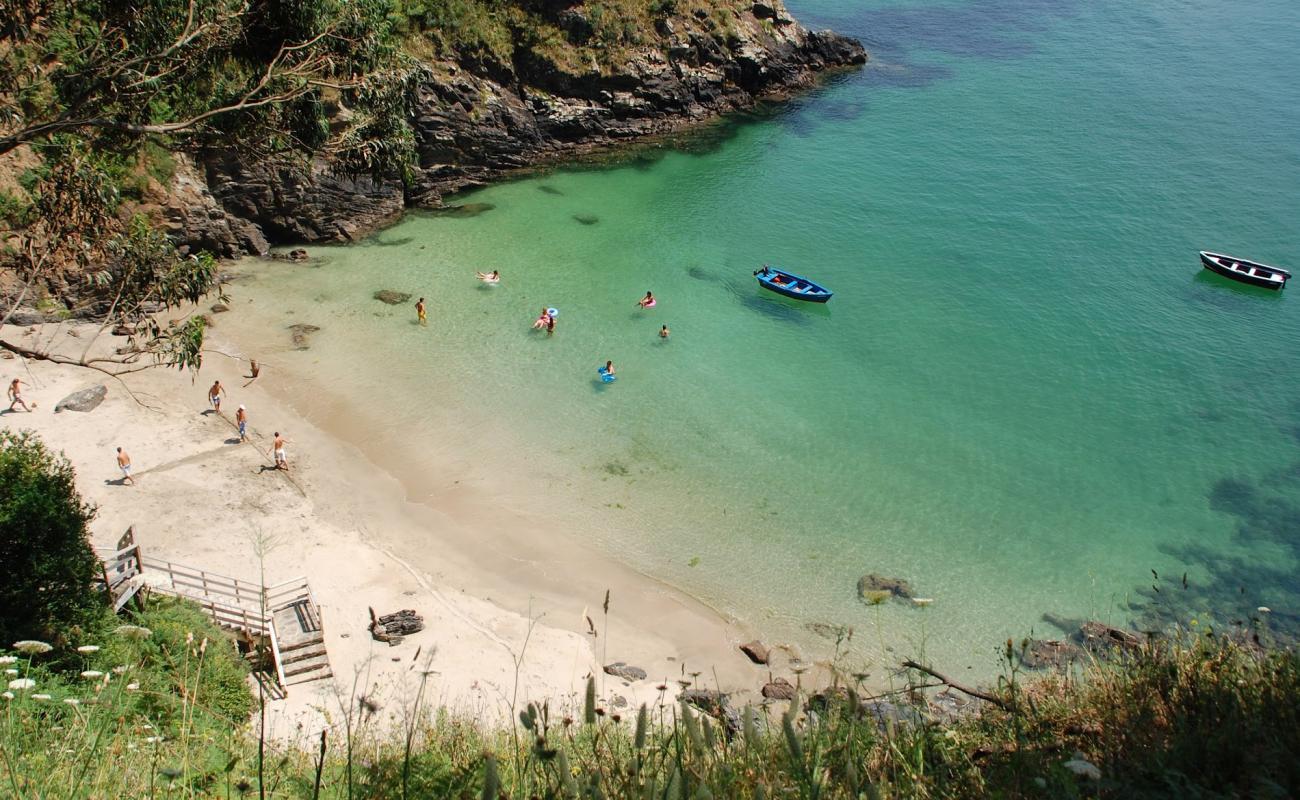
[165, 0, 864, 256]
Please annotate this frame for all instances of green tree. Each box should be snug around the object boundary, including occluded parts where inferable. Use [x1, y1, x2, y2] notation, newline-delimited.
[0, 431, 106, 647]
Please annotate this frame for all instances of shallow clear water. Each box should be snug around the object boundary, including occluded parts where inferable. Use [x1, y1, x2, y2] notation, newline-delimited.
[227, 0, 1300, 671]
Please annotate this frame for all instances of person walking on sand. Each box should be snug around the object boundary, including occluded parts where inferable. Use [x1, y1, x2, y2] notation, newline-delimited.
[416, 297, 427, 326]
[116, 447, 134, 486]
[235, 405, 248, 443]
[208, 380, 225, 413]
[7, 378, 33, 412]
[660, 324, 670, 339]
[272, 431, 288, 470]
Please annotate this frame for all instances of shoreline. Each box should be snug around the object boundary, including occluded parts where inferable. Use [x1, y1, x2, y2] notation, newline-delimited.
[0, 317, 819, 737]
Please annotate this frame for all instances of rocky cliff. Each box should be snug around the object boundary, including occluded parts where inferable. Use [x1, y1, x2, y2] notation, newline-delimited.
[169, 0, 864, 256]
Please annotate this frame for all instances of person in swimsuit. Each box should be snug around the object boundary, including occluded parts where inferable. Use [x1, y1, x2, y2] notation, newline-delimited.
[475, 270, 500, 284]
[208, 380, 225, 413]
[236, 405, 248, 443]
[637, 291, 656, 308]
[416, 298, 427, 326]
[116, 447, 134, 486]
[7, 378, 32, 412]
[546, 314, 556, 336]
[604, 360, 615, 376]
[533, 308, 551, 330]
[660, 324, 670, 339]
[272, 431, 288, 470]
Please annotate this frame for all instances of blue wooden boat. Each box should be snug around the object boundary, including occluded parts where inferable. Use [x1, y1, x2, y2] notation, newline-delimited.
[754, 266, 833, 303]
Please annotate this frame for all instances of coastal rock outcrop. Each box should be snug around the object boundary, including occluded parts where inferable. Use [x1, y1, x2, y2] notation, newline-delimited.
[165, 0, 865, 252]
[373, 290, 411, 306]
[761, 677, 795, 700]
[1020, 638, 1084, 670]
[739, 640, 770, 665]
[54, 384, 107, 413]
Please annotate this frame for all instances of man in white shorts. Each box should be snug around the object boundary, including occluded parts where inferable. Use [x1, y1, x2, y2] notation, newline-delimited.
[272, 431, 288, 470]
[116, 447, 134, 486]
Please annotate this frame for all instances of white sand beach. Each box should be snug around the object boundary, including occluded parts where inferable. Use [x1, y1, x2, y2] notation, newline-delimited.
[1, 312, 811, 739]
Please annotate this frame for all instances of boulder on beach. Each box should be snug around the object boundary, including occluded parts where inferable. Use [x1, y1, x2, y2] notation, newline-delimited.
[372, 290, 411, 305]
[857, 573, 914, 601]
[54, 384, 107, 413]
[739, 640, 769, 665]
[761, 677, 796, 700]
[603, 662, 647, 682]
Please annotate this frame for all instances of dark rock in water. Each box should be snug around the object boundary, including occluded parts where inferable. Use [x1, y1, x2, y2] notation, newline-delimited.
[857, 573, 914, 601]
[373, 290, 411, 305]
[210, 303, 230, 313]
[739, 640, 769, 665]
[1077, 621, 1144, 654]
[288, 248, 309, 262]
[1020, 638, 1084, 670]
[288, 323, 321, 350]
[805, 621, 850, 641]
[1041, 612, 1085, 635]
[761, 677, 795, 700]
[55, 385, 107, 413]
[603, 662, 648, 682]
[572, 213, 599, 225]
[538, 184, 563, 195]
[434, 202, 495, 218]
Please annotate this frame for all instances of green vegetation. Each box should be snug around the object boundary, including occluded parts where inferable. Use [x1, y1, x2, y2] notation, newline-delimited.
[0, 431, 105, 649]
[3, 622, 1297, 798]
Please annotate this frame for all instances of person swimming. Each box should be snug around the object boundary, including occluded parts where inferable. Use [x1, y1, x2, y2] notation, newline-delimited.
[660, 324, 669, 339]
[532, 307, 551, 329]
[476, 270, 500, 284]
[637, 291, 656, 308]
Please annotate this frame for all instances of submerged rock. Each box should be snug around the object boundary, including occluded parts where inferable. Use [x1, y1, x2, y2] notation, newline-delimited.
[372, 290, 411, 306]
[54, 384, 107, 413]
[288, 323, 321, 350]
[603, 663, 647, 682]
[434, 202, 495, 218]
[1020, 638, 1084, 670]
[805, 621, 850, 641]
[857, 573, 914, 601]
[1078, 621, 1144, 654]
[739, 640, 770, 665]
[572, 213, 599, 225]
[538, 184, 563, 195]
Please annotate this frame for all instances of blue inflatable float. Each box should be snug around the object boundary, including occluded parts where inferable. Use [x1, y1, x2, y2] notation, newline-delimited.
[597, 366, 616, 383]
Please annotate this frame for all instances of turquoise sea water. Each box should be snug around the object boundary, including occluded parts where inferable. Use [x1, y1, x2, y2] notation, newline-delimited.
[228, 0, 1300, 671]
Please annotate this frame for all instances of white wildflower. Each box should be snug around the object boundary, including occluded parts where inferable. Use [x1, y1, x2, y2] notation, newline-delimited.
[4, 669, 16, 676]
[0, 656, 17, 665]
[63, 698, 80, 706]
[112, 665, 130, 674]
[126, 683, 140, 691]
[11, 640, 52, 655]
[113, 625, 153, 640]
[912, 598, 935, 606]
[2, 691, 13, 700]
[31, 693, 51, 701]
[76, 645, 100, 654]
[1063, 759, 1101, 780]
[144, 736, 162, 744]
[80, 670, 104, 679]
[1258, 606, 1271, 613]
[7, 678, 35, 691]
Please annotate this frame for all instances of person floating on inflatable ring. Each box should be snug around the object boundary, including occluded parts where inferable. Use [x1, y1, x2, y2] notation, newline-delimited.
[637, 291, 656, 309]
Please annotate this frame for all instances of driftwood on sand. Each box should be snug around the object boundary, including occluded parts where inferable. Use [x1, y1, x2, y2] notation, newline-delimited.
[369, 607, 424, 646]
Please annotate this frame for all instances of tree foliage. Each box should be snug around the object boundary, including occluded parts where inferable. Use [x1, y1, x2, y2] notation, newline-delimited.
[0, 431, 106, 648]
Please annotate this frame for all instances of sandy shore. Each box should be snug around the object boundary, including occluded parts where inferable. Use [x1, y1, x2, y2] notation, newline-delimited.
[1, 316, 812, 738]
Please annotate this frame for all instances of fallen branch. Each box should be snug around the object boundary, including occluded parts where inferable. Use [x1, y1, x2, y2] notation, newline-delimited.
[900, 660, 1010, 710]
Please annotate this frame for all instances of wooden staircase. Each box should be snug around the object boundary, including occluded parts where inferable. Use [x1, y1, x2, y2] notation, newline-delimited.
[98, 528, 333, 694]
